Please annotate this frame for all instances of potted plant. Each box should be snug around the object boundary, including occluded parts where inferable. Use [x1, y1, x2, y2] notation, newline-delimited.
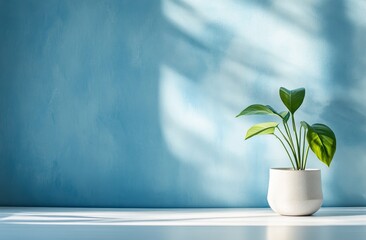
[236, 87, 336, 216]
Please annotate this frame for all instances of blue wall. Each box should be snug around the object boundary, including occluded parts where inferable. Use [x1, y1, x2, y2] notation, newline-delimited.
[0, 0, 365, 207]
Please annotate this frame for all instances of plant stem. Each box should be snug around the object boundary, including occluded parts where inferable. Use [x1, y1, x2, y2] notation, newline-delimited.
[274, 133, 296, 170]
[277, 126, 298, 169]
[283, 121, 299, 169]
[291, 114, 301, 170]
[284, 121, 294, 148]
[301, 126, 307, 170]
[299, 126, 303, 168]
[303, 145, 310, 169]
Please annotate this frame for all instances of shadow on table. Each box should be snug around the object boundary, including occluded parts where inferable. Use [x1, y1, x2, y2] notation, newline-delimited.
[314, 208, 366, 217]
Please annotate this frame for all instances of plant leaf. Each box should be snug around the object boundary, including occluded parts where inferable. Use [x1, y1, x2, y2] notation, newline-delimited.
[236, 104, 277, 117]
[245, 122, 279, 140]
[280, 111, 290, 123]
[300, 121, 309, 129]
[236, 104, 289, 121]
[307, 123, 337, 167]
[279, 87, 305, 114]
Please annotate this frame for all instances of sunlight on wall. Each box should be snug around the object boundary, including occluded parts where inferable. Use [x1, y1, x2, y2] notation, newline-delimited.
[160, 0, 366, 206]
[160, 65, 261, 205]
[346, 0, 366, 26]
[162, 0, 334, 119]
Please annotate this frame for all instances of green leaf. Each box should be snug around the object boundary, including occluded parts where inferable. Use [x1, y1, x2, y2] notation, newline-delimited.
[236, 104, 277, 117]
[300, 121, 309, 129]
[279, 111, 290, 123]
[236, 104, 289, 121]
[307, 123, 337, 167]
[279, 87, 305, 114]
[245, 122, 279, 140]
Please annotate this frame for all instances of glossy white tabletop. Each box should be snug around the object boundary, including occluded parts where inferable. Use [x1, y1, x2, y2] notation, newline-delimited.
[0, 207, 365, 239]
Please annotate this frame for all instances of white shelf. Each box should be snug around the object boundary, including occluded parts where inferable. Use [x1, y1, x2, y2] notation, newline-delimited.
[0, 207, 365, 239]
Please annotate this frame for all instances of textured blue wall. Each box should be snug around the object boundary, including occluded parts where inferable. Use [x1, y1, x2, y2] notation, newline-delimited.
[0, 0, 365, 207]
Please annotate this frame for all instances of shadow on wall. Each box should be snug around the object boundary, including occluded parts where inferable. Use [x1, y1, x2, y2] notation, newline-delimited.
[317, 0, 366, 206]
[0, 0, 188, 207]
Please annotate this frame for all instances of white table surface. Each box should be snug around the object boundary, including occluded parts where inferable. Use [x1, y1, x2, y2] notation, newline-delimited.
[0, 207, 365, 239]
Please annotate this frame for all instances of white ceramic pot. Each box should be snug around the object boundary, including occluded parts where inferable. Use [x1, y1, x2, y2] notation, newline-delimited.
[267, 168, 323, 216]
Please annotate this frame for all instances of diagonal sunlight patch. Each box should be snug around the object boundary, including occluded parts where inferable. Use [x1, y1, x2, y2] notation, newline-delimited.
[159, 65, 217, 158]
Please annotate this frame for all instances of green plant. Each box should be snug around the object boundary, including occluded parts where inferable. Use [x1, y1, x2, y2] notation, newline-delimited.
[236, 87, 336, 170]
